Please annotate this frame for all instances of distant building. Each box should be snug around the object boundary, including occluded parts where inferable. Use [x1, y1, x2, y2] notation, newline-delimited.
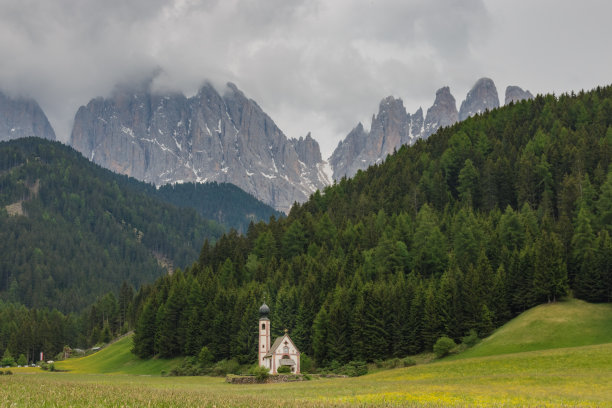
[258, 303, 300, 374]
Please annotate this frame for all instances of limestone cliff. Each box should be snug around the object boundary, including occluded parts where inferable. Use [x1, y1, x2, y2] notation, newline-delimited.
[330, 86, 458, 180]
[70, 82, 329, 213]
[505, 86, 534, 105]
[458, 78, 500, 121]
[0, 91, 56, 142]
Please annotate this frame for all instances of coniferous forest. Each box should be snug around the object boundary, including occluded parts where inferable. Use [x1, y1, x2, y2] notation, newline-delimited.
[0, 139, 277, 361]
[131, 85, 612, 367]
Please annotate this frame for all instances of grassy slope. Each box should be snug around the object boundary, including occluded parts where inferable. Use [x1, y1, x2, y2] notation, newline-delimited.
[4, 343, 612, 407]
[453, 299, 612, 360]
[23, 300, 610, 406]
[54, 335, 182, 375]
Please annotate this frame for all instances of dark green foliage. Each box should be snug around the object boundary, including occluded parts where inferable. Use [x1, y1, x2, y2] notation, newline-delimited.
[1, 349, 15, 367]
[17, 354, 27, 366]
[249, 364, 271, 380]
[154, 182, 282, 234]
[276, 365, 291, 373]
[401, 356, 416, 367]
[0, 138, 224, 313]
[168, 356, 206, 377]
[210, 358, 240, 377]
[340, 360, 368, 377]
[461, 329, 480, 348]
[126, 85, 612, 368]
[198, 346, 214, 367]
[300, 353, 314, 373]
[433, 336, 457, 358]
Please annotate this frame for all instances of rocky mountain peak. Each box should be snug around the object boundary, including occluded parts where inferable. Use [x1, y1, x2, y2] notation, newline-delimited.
[292, 132, 322, 166]
[329, 78, 529, 181]
[371, 96, 410, 149]
[423, 86, 458, 138]
[0, 91, 56, 142]
[505, 85, 534, 105]
[458, 77, 499, 121]
[70, 82, 329, 213]
[329, 122, 369, 180]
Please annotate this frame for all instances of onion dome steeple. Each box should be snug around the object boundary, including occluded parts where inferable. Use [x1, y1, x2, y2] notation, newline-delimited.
[259, 302, 270, 319]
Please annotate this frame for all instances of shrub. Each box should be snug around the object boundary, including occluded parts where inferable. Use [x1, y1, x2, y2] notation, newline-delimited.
[433, 336, 457, 358]
[198, 346, 214, 367]
[341, 360, 368, 377]
[327, 360, 342, 373]
[401, 357, 416, 367]
[276, 365, 291, 374]
[300, 353, 314, 373]
[248, 365, 270, 382]
[4, 370, 12, 375]
[385, 358, 401, 369]
[0, 370, 3, 375]
[461, 329, 480, 348]
[168, 357, 204, 376]
[211, 358, 240, 377]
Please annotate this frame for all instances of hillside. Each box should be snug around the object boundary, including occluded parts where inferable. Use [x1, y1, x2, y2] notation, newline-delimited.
[152, 182, 283, 233]
[54, 334, 182, 375]
[454, 299, 612, 359]
[0, 137, 224, 312]
[131, 84, 612, 368]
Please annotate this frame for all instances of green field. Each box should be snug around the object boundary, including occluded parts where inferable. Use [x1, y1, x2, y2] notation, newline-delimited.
[453, 299, 612, 359]
[54, 335, 183, 375]
[2, 300, 612, 407]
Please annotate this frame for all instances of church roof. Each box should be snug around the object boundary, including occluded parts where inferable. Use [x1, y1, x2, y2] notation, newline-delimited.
[263, 333, 300, 358]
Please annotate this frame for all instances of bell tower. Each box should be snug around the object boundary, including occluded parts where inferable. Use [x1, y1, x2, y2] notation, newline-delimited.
[258, 302, 271, 368]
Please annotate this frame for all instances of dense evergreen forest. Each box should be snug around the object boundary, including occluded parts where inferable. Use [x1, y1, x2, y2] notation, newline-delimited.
[0, 138, 227, 312]
[131, 85, 612, 368]
[153, 182, 282, 233]
[0, 139, 281, 362]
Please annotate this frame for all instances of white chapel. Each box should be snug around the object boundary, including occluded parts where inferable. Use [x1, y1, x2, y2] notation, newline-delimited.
[258, 302, 301, 374]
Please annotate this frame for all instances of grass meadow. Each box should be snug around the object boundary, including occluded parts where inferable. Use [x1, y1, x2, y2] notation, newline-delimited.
[2, 343, 612, 407]
[54, 335, 182, 375]
[2, 299, 611, 407]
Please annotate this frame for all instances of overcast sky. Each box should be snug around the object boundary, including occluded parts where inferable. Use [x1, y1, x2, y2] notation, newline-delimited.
[1, 0, 611, 158]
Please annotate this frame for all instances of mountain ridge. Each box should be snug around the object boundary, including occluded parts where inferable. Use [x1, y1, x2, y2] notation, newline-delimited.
[69, 82, 329, 213]
[329, 78, 534, 180]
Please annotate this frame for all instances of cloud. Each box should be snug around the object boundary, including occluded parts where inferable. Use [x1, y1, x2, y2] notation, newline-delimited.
[4, 0, 610, 159]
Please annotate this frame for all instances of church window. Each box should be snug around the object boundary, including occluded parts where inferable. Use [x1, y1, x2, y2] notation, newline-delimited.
[283, 346, 289, 354]
[262, 323, 265, 330]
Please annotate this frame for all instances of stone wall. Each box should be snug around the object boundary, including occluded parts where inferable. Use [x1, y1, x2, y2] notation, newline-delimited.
[225, 374, 308, 384]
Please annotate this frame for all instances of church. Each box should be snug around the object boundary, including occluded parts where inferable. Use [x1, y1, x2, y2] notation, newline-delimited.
[258, 302, 301, 374]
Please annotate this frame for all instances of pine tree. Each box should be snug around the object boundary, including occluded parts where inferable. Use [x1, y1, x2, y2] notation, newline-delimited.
[312, 304, 329, 365]
[533, 231, 568, 303]
[326, 287, 351, 364]
[132, 299, 157, 358]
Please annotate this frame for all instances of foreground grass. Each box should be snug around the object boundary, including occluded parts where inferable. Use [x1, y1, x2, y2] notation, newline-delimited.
[455, 299, 612, 360]
[3, 342, 611, 407]
[54, 335, 182, 375]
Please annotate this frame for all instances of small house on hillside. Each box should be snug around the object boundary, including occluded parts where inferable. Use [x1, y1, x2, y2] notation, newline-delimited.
[258, 303, 300, 374]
